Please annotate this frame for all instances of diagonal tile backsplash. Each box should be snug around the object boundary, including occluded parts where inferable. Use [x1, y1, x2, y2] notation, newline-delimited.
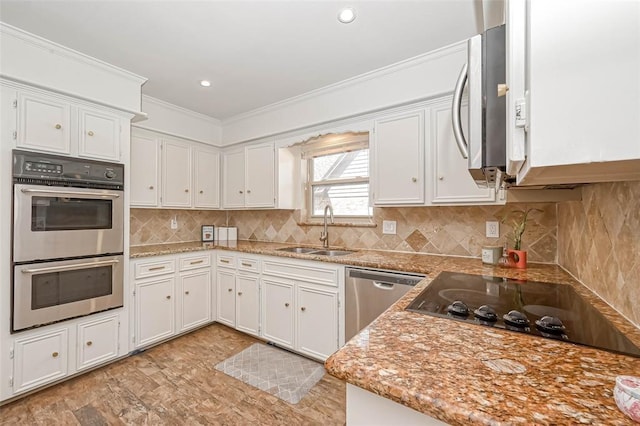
[131, 203, 557, 262]
[558, 181, 640, 327]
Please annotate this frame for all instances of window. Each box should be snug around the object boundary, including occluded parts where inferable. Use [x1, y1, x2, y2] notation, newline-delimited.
[303, 132, 371, 218]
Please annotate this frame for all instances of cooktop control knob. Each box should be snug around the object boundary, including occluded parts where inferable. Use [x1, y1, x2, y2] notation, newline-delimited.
[447, 300, 469, 317]
[503, 310, 530, 328]
[535, 316, 566, 334]
[474, 305, 498, 322]
[104, 170, 116, 179]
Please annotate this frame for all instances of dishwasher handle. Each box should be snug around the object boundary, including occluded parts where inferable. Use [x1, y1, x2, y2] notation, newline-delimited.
[373, 281, 396, 290]
[346, 267, 425, 286]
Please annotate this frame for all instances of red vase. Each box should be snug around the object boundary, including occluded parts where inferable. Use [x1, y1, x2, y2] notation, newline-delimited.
[507, 249, 527, 269]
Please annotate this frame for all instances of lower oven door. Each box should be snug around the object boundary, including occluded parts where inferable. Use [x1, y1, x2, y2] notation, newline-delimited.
[13, 254, 124, 332]
[13, 184, 124, 262]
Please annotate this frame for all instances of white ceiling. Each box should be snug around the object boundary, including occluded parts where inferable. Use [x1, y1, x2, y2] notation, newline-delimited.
[0, 1, 482, 120]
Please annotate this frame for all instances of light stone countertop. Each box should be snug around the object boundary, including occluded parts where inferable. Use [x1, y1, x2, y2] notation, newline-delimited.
[130, 240, 640, 425]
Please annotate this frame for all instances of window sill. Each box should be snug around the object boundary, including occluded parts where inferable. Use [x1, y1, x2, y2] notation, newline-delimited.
[297, 220, 377, 228]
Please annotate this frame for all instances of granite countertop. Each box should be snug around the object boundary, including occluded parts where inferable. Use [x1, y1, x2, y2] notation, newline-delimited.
[131, 240, 640, 424]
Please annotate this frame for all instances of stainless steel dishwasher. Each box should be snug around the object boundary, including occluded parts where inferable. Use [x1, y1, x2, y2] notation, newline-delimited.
[345, 267, 425, 341]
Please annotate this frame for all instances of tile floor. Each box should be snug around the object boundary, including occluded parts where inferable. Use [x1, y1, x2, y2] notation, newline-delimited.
[0, 324, 346, 425]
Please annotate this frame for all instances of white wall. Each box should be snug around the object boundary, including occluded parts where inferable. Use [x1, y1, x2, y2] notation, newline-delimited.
[0, 23, 146, 115]
[221, 41, 466, 145]
[135, 95, 222, 146]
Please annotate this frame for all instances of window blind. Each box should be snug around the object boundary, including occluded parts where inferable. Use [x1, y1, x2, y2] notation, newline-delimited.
[296, 132, 369, 160]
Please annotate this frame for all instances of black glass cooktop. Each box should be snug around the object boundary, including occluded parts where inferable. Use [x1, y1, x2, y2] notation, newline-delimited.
[406, 271, 640, 358]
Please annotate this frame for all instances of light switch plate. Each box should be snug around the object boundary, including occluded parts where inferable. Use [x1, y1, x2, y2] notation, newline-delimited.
[382, 220, 397, 235]
[486, 221, 499, 238]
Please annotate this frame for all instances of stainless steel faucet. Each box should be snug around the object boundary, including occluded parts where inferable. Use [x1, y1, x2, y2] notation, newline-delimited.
[319, 204, 334, 248]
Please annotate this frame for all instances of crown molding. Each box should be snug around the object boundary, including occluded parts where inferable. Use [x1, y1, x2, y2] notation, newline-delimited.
[142, 95, 221, 125]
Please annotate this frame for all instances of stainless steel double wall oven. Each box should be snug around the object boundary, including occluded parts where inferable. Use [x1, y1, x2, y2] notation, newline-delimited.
[12, 150, 125, 332]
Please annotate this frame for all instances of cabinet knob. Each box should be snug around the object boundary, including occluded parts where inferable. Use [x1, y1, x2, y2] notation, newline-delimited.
[239, 190, 243, 194]
[52, 352, 59, 358]
[439, 176, 444, 181]
[184, 189, 189, 193]
[149, 185, 154, 190]
[86, 341, 93, 347]
[300, 307, 306, 312]
[246, 190, 251, 194]
[285, 303, 290, 307]
[55, 124, 62, 130]
[199, 190, 203, 194]
[166, 295, 171, 300]
[238, 291, 243, 296]
[497, 83, 510, 97]
[228, 288, 233, 292]
[412, 177, 417, 182]
[185, 291, 190, 295]
[88, 131, 94, 136]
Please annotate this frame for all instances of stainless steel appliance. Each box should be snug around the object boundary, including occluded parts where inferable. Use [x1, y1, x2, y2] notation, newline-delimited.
[11, 150, 125, 332]
[345, 267, 425, 342]
[452, 24, 507, 188]
[406, 271, 640, 358]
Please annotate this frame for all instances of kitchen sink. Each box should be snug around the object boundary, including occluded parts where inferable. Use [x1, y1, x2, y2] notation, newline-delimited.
[276, 247, 354, 256]
[277, 247, 319, 254]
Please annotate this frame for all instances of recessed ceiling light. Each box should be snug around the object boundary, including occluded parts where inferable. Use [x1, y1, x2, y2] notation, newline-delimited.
[199, 80, 211, 87]
[338, 8, 356, 24]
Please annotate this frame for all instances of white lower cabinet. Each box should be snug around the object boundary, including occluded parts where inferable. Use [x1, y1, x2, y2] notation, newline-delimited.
[76, 314, 119, 371]
[135, 276, 176, 348]
[296, 284, 339, 360]
[216, 254, 261, 337]
[236, 274, 260, 336]
[12, 328, 68, 394]
[132, 252, 214, 350]
[261, 278, 295, 348]
[216, 268, 237, 328]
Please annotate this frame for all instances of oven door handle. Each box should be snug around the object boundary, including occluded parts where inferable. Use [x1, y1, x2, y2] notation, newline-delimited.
[21, 259, 120, 274]
[20, 188, 121, 198]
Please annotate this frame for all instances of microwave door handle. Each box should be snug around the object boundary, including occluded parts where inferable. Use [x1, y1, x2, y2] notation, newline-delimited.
[21, 259, 120, 274]
[20, 188, 120, 199]
[451, 62, 469, 159]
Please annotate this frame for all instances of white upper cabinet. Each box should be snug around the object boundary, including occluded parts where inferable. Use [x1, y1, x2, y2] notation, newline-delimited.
[130, 133, 160, 207]
[17, 92, 71, 154]
[508, 0, 640, 185]
[222, 149, 246, 208]
[245, 144, 275, 207]
[193, 146, 220, 208]
[78, 107, 121, 161]
[162, 139, 192, 207]
[372, 110, 425, 205]
[429, 100, 495, 204]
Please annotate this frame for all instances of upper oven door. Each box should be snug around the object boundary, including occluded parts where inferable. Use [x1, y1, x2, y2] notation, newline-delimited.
[13, 184, 124, 262]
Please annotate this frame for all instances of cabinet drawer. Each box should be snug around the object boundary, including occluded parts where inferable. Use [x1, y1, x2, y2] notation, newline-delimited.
[217, 253, 236, 268]
[134, 258, 175, 279]
[179, 253, 211, 271]
[263, 260, 338, 287]
[237, 257, 260, 274]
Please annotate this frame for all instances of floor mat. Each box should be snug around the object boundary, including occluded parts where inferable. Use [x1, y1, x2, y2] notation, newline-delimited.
[215, 343, 325, 404]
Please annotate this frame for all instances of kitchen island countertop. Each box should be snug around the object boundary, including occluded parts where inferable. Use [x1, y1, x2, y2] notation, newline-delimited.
[131, 240, 640, 424]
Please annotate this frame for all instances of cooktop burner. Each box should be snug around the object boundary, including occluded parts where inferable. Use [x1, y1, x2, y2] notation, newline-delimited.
[406, 271, 640, 358]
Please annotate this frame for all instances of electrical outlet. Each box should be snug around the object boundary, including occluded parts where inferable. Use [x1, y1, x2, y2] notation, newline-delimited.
[170, 217, 178, 230]
[486, 221, 499, 238]
[382, 220, 397, 235]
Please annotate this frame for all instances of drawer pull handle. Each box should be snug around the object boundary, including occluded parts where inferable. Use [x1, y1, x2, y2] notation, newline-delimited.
[241, 262, 252, 267]
[185, 291, 190, 295]
[88, 130, 94, 136]
[149, 266, 165, 271]
[301, 307, 306, 312]
[86, 341, 93, 347]
[190, 260, 204, 265]
[52, 352, 59, 358]
[166, 295, 171, 300]
[55, 124, 62, 130]
[238, 292, 243, 296]
[227, 288, 233, 292]
[220, 259, 230, 264]
[285, 303, 290, 307]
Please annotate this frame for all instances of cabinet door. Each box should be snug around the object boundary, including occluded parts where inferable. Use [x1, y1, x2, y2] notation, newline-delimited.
[13, 329, 68, 394]
[130, 135, 160, 207]
[193, 147, 220, 208]
[296, 284, 338, 360]
[236, 274, 260, 336]
[222, 150, 246, 208]
[261, 278, 294, 349]
[162, 140, 192, 207]
[216, 269, 236, 327]
[17, 92, 70, 154]
[135, 276, 175, 348]
[373, 111, 425, 204]
[179, 269, 212, 332]
[245, 143, 275, 208]
[78, 108, 120, 161]
[77, 314, 119, 371]
[430, 102, 495, 203]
